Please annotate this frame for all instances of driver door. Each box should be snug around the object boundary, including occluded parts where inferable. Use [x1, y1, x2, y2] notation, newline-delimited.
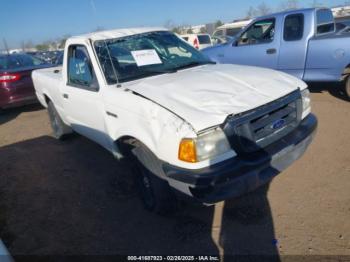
[224, 17, 280, 69]
[62, 44, 109, 149]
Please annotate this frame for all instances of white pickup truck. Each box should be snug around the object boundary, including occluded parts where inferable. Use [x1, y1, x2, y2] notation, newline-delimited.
[32, 28, 317, 213]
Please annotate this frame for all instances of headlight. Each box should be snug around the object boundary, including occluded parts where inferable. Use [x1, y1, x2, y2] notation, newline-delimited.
[301, 88, 311, 119]
[178, 128, 233, 163]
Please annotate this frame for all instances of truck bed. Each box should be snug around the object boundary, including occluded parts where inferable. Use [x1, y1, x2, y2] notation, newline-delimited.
[33, 66, 63, 82]
[305, 33, 350, 82]
[32, 66, 63, 108]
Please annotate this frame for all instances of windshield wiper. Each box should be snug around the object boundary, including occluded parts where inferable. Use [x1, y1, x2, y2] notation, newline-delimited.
[174, 61, 216, 70]
[118, 69, 176, 83]
[143, 68, 177, 74]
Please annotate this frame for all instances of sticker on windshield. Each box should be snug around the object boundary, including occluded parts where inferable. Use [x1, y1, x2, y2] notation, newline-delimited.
[131, 49, 162, 67]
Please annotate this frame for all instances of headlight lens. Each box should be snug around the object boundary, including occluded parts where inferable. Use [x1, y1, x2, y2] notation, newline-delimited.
[301, 88, 311, 119]
[178, 128, 232, 163]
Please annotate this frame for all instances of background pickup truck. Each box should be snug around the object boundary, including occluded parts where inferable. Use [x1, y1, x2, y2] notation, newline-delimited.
[32, 28, 317, 214]
[203, 8, 350, 99]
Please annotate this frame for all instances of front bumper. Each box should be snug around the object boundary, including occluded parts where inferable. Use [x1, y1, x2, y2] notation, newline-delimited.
[163, 114, 318, 203]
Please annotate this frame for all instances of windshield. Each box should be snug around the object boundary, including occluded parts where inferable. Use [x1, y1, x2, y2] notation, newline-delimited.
[197, 35, 211, 44]
[94, 31, 213, 84]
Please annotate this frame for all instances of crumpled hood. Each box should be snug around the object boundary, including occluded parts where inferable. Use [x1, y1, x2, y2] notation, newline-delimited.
[126, 64, 306, 131]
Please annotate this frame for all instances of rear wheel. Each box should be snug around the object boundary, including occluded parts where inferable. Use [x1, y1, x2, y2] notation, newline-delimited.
[47, 101, 72, 140]
[345, 76, 350, 101]
[131, 143, 178, 214]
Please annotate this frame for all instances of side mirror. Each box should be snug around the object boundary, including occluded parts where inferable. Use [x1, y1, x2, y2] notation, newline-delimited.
[232, 40, 238, 47]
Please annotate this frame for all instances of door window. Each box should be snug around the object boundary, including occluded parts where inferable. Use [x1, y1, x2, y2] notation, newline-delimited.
[197, 35, 211, 44]
[213, 30, 223, 37]
[316, 9, 335, 34]
[238, 18, 276, 46]
[284, 14, 304, 41]
[226, 28, 242, 36]
[67, 45, 98, 90]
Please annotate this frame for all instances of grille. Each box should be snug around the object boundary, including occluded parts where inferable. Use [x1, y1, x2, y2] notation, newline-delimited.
[223, 90, 302, 154]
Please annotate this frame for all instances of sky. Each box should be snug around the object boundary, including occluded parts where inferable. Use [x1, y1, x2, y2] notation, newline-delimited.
[0, 0, 347, 49]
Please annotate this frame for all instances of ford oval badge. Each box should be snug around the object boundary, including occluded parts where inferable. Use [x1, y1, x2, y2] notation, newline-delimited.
[272, 119, 286, 130]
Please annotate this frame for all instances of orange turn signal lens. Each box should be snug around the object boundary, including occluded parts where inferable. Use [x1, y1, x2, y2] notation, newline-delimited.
[178, 138, 197, 163]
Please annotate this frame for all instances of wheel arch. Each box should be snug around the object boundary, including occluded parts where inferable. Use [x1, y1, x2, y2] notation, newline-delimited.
[115, 135, 140, 157]
[44, 94, 51, 105]
[343, 64, 350, 77]
[115, 135, 166, 178]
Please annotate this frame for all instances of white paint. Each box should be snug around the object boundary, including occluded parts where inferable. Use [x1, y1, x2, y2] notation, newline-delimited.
[125, 63, 307, 131]
[131, 49, 162, 67]
[32, 28, 309, 171]
[73, 27, 168, 42]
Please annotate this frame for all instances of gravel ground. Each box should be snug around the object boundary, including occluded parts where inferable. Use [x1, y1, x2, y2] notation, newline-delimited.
[0, 85, 349, 260]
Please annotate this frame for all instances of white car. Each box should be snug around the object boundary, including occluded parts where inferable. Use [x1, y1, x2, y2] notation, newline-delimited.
[181, 34, 213, 50]
[213, 20, 252, 39]
[32, 28, 317, 214]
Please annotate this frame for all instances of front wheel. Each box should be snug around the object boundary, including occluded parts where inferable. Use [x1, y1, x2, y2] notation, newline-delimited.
[47, 101, 72, 140]
[131, 144, 178, 214]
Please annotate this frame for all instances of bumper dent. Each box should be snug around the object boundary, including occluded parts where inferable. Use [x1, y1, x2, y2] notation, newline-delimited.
[163, 114, 318, 203]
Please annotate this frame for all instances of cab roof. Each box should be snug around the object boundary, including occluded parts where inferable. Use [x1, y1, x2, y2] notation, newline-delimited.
[71, 27, 168, 42]
[255, 7, 325, 20]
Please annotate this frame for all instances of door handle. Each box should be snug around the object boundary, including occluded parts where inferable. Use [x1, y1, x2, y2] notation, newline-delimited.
[266, 48, 277, 55]
[63, 94, 69, 99]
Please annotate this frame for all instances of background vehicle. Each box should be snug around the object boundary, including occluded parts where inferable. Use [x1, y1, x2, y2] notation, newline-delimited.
[336, 22, 348, 31]
[50, 51, 64, 65]
[31, 51, 63, 64]
[203, 8, 350, 99]
[212, 19, 252, 38]
[0, 54, 50, 110]
[32, 28, 316, 214]
[181, 34, 212, 49]
[211, 35, 234, 45]
[336, 20, 350, 33]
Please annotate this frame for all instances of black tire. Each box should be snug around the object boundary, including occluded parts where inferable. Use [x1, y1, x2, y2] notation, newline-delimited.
[47, 101, 72, 140]
[345, 76, 350, 101]
[131, 144, 178, 214]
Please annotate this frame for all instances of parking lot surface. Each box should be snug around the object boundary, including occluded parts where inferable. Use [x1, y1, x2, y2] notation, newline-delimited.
[0, 85, 349, 258]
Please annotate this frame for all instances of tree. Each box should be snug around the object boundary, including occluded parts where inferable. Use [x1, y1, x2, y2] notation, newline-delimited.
[172, 27, 182, 34]
[24, 41, 34, 50]
[164, 20, 176, 29]
[58, 34, 70, 49]
[200, 27, 207, 33]
[21, 41, 26, 52]
[246, 6, 257, 18]
[310, 0, 323, 7]
[35, 44, 50, 51]
[187, 28, 194, 34]
[279, 0, 299, 11]
[93, 26, 105, 32]
[256, 2, 271, 16]
[214, 20, 224, 29]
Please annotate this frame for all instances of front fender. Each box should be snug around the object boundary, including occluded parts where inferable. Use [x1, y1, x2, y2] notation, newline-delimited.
[104, 94, 196, 168]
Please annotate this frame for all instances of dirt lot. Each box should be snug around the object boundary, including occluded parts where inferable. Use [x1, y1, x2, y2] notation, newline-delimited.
[0, 85, 349, 259]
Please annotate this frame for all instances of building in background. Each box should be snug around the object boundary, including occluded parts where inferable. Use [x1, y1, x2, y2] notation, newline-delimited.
[332, 5, 350, 25]
[181, 24, 206, 34]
